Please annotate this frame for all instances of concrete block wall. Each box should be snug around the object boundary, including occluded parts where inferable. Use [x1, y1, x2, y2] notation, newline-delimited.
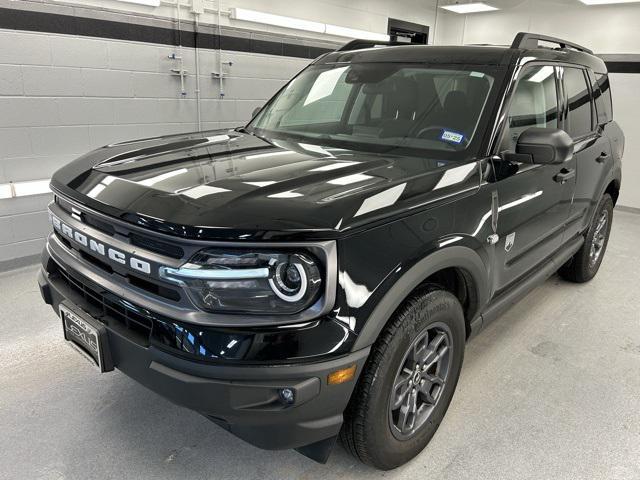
[0, 0, 444, 270]
[0, 29, 310, 268]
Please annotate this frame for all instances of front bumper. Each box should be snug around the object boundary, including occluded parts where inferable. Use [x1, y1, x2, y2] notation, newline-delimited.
[38, 257, 369, 454]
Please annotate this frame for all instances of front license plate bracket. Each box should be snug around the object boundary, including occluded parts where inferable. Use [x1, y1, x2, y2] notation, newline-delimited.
[60, 302, 114, 373]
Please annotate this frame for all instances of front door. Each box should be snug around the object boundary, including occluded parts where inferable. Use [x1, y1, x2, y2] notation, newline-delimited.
[490, 64, 576, 295]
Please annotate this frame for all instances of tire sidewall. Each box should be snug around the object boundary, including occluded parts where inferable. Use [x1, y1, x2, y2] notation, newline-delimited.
[361, 289, 466, 469]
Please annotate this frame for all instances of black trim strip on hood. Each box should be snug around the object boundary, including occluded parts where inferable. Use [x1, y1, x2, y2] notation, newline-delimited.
[0, 7, 334, 60]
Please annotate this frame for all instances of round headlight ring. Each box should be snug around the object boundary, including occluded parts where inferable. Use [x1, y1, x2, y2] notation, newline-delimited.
[269, 261, 308, 302]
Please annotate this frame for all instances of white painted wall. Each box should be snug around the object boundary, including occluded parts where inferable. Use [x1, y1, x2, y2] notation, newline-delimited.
[434, 0, 640, 209]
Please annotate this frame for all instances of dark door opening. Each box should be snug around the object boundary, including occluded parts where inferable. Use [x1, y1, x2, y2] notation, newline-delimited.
[388, 18, 430, 44]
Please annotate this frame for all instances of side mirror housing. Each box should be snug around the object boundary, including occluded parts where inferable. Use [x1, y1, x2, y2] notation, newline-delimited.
[251, 106, 262, 118]
[515, 127, 574, 164]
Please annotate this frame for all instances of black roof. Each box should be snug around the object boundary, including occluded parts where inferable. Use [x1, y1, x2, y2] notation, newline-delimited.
[318, 32, 608, 74]
[319, 45, 516, 66]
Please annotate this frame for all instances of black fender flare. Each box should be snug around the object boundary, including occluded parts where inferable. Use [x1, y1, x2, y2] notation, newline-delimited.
[352, 246, 490, 351]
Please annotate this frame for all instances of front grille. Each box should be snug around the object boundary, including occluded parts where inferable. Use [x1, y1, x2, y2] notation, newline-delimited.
[53, 229, 181, 302]
[130, 233, 184, 259]
[83, 213, 116, 236]
[52, 261, 153, 346]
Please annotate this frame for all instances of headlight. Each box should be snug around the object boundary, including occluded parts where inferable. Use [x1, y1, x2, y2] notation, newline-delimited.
[160, 249, 323, 314]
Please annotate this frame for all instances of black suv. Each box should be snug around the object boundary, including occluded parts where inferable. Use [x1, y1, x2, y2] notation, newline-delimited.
[38, 32, 623, 469]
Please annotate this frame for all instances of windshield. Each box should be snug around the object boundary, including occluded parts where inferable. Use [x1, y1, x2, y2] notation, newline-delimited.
[249, 62, 499, 159]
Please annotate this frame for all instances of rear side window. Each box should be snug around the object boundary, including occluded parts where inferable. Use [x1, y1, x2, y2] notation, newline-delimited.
[592, 73, 613, 124]
[563, 67, 593, 138]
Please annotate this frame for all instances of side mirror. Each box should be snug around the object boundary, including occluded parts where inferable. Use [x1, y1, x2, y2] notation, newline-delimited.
[251, 106, 262, 118]
[515, 127, 574, 164]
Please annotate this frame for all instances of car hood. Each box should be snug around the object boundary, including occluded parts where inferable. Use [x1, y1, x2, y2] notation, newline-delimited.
[51, 129, 480, 241]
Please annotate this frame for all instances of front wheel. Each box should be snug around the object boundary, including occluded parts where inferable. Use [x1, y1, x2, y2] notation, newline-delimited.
[560, 193, 614, 283]
[340, 288, 465, 470]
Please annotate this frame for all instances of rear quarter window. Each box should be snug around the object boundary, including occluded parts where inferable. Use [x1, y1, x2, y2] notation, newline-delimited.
[592, 72, 613, 124]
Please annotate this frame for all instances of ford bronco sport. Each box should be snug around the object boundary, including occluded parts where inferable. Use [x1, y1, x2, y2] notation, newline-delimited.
[38, 32, 623, 469]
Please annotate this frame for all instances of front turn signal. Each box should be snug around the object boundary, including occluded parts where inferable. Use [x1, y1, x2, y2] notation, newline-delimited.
[327, 364, 357, 385]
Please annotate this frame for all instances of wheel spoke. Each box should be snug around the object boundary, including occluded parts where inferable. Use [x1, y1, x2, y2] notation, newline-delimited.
[411, 335, 428, 363]
[419, 374, 444, 404]
[391, 371, 412, 409]
[424, 344, 449, 370]
[397, 389, 417, 433]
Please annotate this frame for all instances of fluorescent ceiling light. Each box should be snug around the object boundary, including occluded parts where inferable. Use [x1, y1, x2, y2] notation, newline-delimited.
[434, 163, 477, 190]
[441, 2, 499, 13]
[310, 161, 359, 172]
[13, 179, 51, 197]
[354, 183, 406, 217]
[244, 181, 277, 187]
[87, 184, 106, 199]
[114, 0, 160, 6]
[305, 67, 348, 106]
[299, 143, 334, 157]
[230, 8, 390, 41]
[138, 168, 188, 187]
[205, 135, 231, 143]
[179, 185, 230, 199]
[328, 173, 373, 186]
[0, 183, 12, 199]
[324, 25, 390, 42]
[231, 8, 325, 33]
[268, 191, 304, 198]
[246, 151, 296, 160]
[579, 0, 640, 4]
[528, 66, 554, 83]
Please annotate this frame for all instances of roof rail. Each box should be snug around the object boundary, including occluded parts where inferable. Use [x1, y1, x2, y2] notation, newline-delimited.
[337, 39, 411, 52]
[511, 32, 593, 54]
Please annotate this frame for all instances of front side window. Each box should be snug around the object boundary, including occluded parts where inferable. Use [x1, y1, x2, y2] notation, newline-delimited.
[249, 63, 499, 159]
[499, 65, 558, 152]
[563, 67, 593, 138]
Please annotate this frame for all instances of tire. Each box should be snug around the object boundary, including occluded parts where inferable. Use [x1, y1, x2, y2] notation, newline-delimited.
[560, 193, 614, 283]
[340, 287, 466, 470]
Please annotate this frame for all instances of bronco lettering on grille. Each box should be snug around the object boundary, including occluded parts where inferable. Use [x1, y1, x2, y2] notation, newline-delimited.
[50, 212, 152, 276]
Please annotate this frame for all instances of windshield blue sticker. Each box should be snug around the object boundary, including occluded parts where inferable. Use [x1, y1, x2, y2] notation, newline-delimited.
[441, 130, 464, 144]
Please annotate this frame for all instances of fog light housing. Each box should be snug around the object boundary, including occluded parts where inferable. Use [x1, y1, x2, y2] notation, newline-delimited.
[279, 387, 295, 405]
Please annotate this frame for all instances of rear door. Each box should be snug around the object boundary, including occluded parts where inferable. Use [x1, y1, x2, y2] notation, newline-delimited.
[562, 67, 614, 239]
[489, 64, 576, 294]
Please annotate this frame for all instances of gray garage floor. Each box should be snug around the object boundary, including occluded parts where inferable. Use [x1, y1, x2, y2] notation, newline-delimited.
[1, 211, 639, 480]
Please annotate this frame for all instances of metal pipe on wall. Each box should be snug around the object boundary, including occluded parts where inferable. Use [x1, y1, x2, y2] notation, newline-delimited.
[194, 13, 203, 131]
[217, 0, 225, 99]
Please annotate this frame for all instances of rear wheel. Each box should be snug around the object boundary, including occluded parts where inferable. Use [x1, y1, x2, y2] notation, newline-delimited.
[340, 288, 465, 470]
[560, 193, 613, 283]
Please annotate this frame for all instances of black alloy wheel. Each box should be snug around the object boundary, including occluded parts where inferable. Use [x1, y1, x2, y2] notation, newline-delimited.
[388, 323, 452, 440]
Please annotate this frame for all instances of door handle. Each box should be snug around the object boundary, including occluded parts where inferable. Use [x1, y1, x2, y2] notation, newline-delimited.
[596, 152, 609, 163]
[554, 168, 576, 184]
